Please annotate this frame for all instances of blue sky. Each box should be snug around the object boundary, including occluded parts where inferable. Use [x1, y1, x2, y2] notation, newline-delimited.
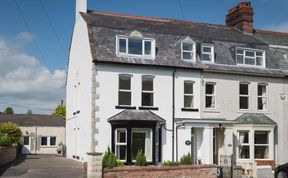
[0, 0, 287, 114]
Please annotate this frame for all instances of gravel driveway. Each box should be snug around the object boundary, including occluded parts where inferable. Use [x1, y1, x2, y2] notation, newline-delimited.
[0, 154, 85, 178]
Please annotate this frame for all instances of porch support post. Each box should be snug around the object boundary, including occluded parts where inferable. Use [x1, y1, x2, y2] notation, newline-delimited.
[202, 127, 213, 164]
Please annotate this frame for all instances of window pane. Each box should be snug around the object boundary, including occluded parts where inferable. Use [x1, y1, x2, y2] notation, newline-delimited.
[119, 91, 131, 105]
[183, 42, 193, 51]
[203, 54, 211, 61]
[116, 145, 126, 160]
[245, 57, 255, 65]
[184, 82, 193, 94]
[237, 49, 244, 54]
[258, 97, 267, 110]
[256, 57, 263, 66]
[128, 39, 142, 55]
[255, 146, 269, 159]
[184, 96, 194, 108]
[142, 77, 153, 91]
[256, 52, 263, 56]
[258, 85, 266, 96]
[132, 132, 146, 160]
[203, 46, 211, 53]
[237, 55, 244, 64]
[41, 137, 47, 146]
[206, 84, 214, 94]
[255, 131, 269, 144]
[246, 51, 255, 57]
[239, 132, 249, 144]
[144, 41, 151, 55]
[240, 84, 248, 95]
[23, 136, 29, 145]
[50, 137, 56, 146]
[119, 76, 131, 90]
[142, 93, 153, 106]
[117, 130, 126, 143]
[206, 96, 215, 108]
[240, 97, 249, 109]
[239, 146, 250, 159]
[119, 38, 126, 53]
[183, 52, 193, 60]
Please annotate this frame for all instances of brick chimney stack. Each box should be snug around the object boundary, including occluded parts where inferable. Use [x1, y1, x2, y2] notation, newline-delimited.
[226, 2, 254, 33]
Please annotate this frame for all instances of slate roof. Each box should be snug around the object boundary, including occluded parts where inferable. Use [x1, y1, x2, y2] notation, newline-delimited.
[82, 10, 288, 77]
[108, 110, 165, 123]
[234, 113, 277, 125]
[0, 114, 65, 127]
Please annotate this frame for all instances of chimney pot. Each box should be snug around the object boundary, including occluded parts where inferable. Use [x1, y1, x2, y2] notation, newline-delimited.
[226, 1, 254, 33]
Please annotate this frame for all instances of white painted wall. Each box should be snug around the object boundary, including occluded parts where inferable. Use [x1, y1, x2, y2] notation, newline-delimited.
[66, 5, 93, 162]
[201, 72, 288, 165]
[95, 64, 201, 162]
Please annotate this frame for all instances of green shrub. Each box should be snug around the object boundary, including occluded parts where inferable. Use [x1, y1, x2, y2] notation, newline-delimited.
[180, 152, 192, 165]
[102, 147, 118, 168]
[116, 160, 124, 167]
[135, 149, 147, 166]
[0, 122, 22, 144]
[163, 160, 179, 166]
[0, 133, 12, 147]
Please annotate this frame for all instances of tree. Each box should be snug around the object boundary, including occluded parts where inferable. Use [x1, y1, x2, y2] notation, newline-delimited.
[26, 109, 32, 115]
[52, 105, 66, 121]
[4, 107, 14, 114]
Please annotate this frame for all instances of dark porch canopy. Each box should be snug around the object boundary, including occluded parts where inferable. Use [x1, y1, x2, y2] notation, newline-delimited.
[108, 110, 165, 164]
[108, 109, 165, 124]
[234, 113, 277, 125]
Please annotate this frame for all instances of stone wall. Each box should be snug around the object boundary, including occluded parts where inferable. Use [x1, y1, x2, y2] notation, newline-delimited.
[104, 165, 217, 178]
[0, 146, 17, 167]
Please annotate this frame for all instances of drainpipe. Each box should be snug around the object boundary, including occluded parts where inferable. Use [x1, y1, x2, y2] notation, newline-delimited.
[176, 123, 185, 162]
[172, 68, 176, 162]
[35, 125, 37, 155]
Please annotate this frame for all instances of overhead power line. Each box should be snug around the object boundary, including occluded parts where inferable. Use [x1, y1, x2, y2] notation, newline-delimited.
[13, 0, 51, 68]
[39, 0, 66, 51]
[0, 101, 54, 112]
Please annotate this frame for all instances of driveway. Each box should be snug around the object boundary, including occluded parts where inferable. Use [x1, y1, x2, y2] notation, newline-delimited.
[0, 155, 85, 178]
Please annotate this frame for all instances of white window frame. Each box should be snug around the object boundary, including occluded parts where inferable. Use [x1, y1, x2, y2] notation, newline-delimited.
[205, 82, 216, 109]
[257, 83, 268, 111]
[254, 130, 270, 160]
[141, 75, 154, 107]
[236, 47, 266, 67]
[201, 44, 214, 63]
[183, 81, 194, 108]
[118, 74, 132, 106]
[237, 131, 251, 160]
[181, 40, 196, 61]
[40, 136, 57, 147]
[116, 36, 155, 59]
[239, 82, 250, 110]
[115, 129, 127, 161]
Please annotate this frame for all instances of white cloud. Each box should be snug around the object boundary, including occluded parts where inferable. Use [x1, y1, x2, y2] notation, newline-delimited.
[16, 32, 36, 42]
[264, 21, 288, 33]
[0, 34, 65, 114]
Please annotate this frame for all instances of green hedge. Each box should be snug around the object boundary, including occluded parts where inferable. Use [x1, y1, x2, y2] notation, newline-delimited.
[0, 122, 22, 147]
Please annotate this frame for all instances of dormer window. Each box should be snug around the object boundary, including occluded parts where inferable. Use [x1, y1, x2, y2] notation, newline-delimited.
[236, 48, 265, 67]
[202, 44, 214, 63]
[181, 40, 196, 61]
[116, 36, 155, 59]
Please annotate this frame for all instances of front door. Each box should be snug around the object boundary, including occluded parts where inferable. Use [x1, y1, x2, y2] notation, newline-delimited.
[22, 136, 31, 154]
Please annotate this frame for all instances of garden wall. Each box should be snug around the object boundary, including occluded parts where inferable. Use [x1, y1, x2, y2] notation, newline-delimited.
[0, 146, 17, 167]
[104, 164, 217, 178]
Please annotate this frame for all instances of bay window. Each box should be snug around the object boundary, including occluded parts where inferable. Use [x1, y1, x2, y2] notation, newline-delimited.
[115, 129, 127, 160]
[254, 131, 269, 159]
[238, 131, 250, 159]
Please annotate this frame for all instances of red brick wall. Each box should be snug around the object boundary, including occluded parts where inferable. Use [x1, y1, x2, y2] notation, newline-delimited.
[104, 164, 217, 178]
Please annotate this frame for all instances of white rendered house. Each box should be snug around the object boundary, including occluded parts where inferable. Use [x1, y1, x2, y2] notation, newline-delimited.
[66, 0, 288, 169]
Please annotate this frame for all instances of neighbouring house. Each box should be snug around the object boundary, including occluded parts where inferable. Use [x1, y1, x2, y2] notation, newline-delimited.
[66, 0, 288, 172]
[0, 114, 65, 154]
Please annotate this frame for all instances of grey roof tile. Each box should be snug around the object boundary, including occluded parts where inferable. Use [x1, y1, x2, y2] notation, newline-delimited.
[234, 113, 277, 125]
[108, 110, 165, 123]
